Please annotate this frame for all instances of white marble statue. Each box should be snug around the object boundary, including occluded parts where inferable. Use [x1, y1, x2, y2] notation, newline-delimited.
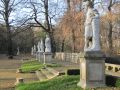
[37, 41, 41, 52]
[33, 45, 36, 53]
[40, 39, 44, 52]
[17, 47, 20, 55]
[83, 0, 101, 51]
[45, 35, 51, 52]
[31, 47, 34, 55]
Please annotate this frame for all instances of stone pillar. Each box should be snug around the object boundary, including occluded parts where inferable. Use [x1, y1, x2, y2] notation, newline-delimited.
[77, 51, 106, 89]
[43, 52, 52, 64]
[38, 52, 44, 62]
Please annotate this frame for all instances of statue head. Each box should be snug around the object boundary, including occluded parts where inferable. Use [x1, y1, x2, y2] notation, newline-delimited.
[83, 0, 94, 9]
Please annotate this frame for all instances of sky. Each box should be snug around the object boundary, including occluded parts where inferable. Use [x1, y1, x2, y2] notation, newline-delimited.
[0, 0, 120, 26]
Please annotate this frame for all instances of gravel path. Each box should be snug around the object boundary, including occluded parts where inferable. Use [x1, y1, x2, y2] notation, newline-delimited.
[0, 54, 38, 90]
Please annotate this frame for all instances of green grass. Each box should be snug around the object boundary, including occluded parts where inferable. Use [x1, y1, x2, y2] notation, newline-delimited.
[16, 75, 84, 90]
[116, 79, 120, 87]
[20, 60, 44, 73]
[46, 63, 61, 67]
[20, 60, 61, 73]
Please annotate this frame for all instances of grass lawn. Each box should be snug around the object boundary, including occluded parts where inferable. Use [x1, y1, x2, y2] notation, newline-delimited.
[20, 60, 61, 73]
[16, 75, 83, 90]
[20, 60, 44, 73]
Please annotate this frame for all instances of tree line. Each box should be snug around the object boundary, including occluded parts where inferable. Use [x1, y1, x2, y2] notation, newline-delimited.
[0, 0, 120, 58]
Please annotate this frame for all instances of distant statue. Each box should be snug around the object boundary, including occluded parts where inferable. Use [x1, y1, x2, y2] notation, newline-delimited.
[37, 41, 41, 52]
[31, 47, 34, 55]
[83, 0, 101, 51]
[45, 35, 51, 52]
[17, 47, 20, 55]
[40, 39, 44, 52]
[33, 45, 36, 53]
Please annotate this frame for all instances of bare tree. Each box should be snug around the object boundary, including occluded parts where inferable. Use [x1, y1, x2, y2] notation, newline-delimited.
[29, 0, 63, 53]
[0, 0, 30, 58]
[98, 0, 120, 54]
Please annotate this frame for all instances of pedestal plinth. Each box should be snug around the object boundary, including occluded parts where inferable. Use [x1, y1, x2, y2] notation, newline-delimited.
[37, 52, 44, 62]
[77, 51, 106, 89]
[43, 52, 52, 64]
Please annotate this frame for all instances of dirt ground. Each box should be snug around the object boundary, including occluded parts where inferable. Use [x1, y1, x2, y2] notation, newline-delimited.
[0, 54, 38, 90]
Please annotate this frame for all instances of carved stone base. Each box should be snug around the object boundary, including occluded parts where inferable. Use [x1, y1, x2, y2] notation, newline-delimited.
[37, 52, 44, 62]
[77, 51, 106, 89]
[43, 52, 52, 64]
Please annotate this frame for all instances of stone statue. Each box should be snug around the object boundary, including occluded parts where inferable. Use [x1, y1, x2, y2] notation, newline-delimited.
[17, 47, 20, 55]
[37, 41, 41, 52]
[33, 45, 36, 53]
[45, 35, 51, 52]
[40, 39, 44, 52]
[83, 0, 101, 51]
[31, 47, 34, 55]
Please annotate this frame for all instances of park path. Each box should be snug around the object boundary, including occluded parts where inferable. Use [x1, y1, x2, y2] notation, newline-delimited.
[0, 54, 38, 90]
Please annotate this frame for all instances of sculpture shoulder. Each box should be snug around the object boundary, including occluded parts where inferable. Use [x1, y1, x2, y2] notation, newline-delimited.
[93, 9, 99, 15]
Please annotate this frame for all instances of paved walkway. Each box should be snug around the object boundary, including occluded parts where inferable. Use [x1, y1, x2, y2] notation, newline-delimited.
[0, 54, 38, 90]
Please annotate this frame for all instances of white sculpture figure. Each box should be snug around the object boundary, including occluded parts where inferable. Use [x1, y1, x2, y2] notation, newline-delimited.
[37, 41, 41, 52]
[83, 0, 101, 51]
[17, 47, 20, 55]
[31, 47, 34, 55]
[40, 39, 44, 52]
[33, 45, 36, 53]
[45, 35, 51, 52]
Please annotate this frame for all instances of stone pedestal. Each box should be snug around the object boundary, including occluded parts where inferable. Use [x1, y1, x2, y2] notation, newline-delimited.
[77, 51, 106, 89]
[38, 52, 44, 62]
[43, 52, 52, 64]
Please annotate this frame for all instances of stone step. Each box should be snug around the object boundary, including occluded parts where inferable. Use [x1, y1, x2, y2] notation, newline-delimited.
[36, 70, 47, 81]
[46, 67, 59, 76]
[40, 68, 54, 79]
[36, 67, 60, 81]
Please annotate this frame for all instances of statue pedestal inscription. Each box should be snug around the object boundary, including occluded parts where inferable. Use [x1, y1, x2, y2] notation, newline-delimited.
[77, 51, 106, 89]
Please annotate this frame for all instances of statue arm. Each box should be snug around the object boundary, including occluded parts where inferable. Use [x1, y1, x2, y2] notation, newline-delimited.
[92, 9, 99, 19]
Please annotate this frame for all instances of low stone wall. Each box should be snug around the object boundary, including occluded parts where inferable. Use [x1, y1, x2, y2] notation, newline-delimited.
[105, 63, 120, 73]
[34, 52, 120, 75]
[55, 52, 80, 64]
[55, 52, 120, 75]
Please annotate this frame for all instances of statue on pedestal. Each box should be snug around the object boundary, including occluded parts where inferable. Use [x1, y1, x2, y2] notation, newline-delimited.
[45, 35, 51, 53]
[77, 1, 105, 89]
[83, 0, 101, 51]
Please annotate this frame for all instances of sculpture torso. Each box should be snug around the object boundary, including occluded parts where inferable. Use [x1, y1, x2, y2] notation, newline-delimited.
[84, 1, 101, 51]
[40, 39, 44, 52]
[45, 35, 51, 52]
[37, 42, 41, 52]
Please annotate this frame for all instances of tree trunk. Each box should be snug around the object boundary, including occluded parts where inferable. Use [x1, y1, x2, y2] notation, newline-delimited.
[5, 0, 13, 59]
[6, 23, 13, 59]
[67, 0, 71, 11]
[72, 29, 75, 52]
[108, 23, 113, 54]
[49, 32, 56, 53]
[61, 39, 65, 52]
